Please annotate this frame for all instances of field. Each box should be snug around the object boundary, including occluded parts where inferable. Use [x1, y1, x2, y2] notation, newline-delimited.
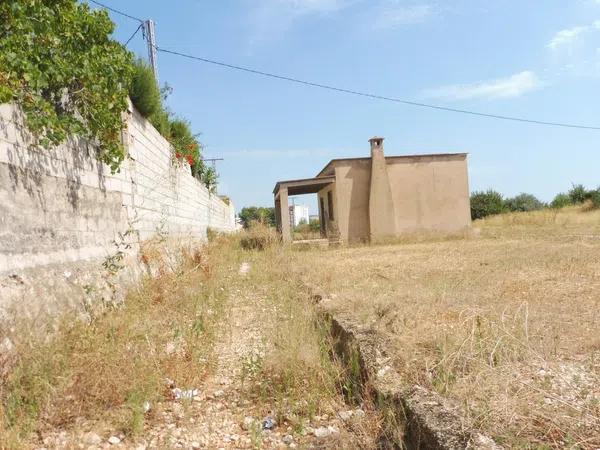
[1, 206, 598, 449]
[287, 206, 600, 448]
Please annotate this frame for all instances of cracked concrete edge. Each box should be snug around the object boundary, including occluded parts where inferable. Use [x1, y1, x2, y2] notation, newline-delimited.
[307, 285, 501, 450]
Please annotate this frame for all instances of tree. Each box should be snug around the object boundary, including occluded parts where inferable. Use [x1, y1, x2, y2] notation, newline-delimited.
[239, 207, 276, 228]
[470, 190, 506, 220]
[550, 193, 571, 209]
[568, 184, 588, 204]
[504, 193, 544, 212]
[0, 0, 134, 172]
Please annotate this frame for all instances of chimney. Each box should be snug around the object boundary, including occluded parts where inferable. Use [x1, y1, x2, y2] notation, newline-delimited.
[369, 136, 384, 156]
[368, 136, 396, 240]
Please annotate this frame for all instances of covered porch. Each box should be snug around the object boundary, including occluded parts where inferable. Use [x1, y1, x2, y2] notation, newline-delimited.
[273, 176, 335, 243]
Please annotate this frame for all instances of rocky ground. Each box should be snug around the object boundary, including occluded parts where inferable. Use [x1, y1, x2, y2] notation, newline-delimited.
[35, 262, 379, 449]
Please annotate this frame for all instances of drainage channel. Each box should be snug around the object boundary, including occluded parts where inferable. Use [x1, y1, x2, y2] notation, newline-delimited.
[312, 293, 501, 450]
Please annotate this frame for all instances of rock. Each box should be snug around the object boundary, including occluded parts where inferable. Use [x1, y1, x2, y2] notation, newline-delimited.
[242, 416, 256, 430]
[353, 409, 366, 418]
[313, 427, 330, 438]
[143, 401, 151, 413]
[377, 365, 391, 378]
[190, 442, 201, 449]
[107, 436, 121, 445]
[282, 434, 294, 445]
[0, 337, 14, 353]
[313, 426, 339, 438]
[213, 389, 224, 397]
[338, 410, 353, 421]
[83, 432, 102, 445]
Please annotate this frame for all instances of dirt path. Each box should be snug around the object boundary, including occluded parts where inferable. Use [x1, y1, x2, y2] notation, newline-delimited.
[39, 263, 376, 449]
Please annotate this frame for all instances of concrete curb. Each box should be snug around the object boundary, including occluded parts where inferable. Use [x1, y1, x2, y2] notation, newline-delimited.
[314, 301, 501, 449]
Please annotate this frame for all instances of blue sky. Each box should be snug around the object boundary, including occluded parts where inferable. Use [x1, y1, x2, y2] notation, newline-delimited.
[96, 0, 600, 213]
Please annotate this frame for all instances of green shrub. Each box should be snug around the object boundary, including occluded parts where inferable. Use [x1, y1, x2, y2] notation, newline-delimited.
[470, 190, 506, 220]
[550, 193, 571, 209]
[588, 189, 600, 210]
[0, 0, 134, 172]
[568, 184, 588, 204]
[129, 59, 161, 118]
[149, 108, 171, 137]
[504, 193, 544, 212]
[239, 207, 276, 228]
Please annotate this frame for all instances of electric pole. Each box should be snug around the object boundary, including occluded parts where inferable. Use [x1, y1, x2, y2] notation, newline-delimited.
[143, 19, 159, 83]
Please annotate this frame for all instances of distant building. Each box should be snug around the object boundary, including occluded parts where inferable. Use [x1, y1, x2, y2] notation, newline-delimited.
[289, 204, 310, 227]
[273, 137, 471, 243]
[309, 214, 319, 222]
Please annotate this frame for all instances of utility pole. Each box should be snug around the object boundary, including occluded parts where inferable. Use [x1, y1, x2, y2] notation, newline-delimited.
[143, 19, 159, 83]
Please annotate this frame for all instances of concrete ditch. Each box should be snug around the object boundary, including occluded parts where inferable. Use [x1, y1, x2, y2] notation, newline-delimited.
[309, 288, 501, 449]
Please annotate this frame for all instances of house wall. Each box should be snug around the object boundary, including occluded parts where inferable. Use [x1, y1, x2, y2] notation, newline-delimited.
[0, 102, 235, 319]
[332, 161, 370, 242]
[386, 154, 470, 233]
[328, 154, 470, 242]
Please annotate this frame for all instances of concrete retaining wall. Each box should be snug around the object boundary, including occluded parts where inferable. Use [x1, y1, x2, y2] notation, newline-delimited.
[0, 102, 235, 319]
[305, 285, 500, 449]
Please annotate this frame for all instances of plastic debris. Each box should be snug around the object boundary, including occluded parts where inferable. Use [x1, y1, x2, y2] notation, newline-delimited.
[262, 416, 276, 430]
[239, 262, 251, 275]
[172, 387, 199, 400]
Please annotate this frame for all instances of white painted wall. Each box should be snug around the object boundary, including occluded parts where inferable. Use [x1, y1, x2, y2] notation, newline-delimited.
[0, 102, 235, 317]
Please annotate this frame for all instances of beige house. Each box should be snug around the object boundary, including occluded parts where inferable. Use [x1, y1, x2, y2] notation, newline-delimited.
[273, 137, 471, 243]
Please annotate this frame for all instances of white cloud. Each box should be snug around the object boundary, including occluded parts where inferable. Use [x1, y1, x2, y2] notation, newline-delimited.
[423, 71, 541, 101]
[373, 3, 433, 30]
[246, 0, 353, 47]
[547, 26, 588, 50]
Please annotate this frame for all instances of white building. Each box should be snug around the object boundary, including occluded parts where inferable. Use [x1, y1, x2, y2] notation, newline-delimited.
[289, 204, 310, 227]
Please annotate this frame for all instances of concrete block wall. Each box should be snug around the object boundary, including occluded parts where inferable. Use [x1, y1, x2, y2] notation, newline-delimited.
[0, 102, 235, 318]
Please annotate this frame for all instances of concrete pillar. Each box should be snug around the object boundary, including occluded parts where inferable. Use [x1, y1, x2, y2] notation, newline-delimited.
[368, 137, 396, 240]
[274, 197, 282, 232]
[279, 187, 292, 243]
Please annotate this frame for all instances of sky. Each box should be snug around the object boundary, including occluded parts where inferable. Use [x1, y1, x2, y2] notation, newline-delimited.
[95, 0, 600, 214]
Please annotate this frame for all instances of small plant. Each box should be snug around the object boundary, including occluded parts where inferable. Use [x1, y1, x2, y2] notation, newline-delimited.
[239, 222, 280, 250]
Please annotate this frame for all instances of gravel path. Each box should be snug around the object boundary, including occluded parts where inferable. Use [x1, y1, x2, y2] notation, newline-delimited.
[37, 263, 377, 449]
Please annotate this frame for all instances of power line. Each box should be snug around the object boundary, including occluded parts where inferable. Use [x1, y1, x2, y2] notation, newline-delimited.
[124, 23, 143, 47]
[156, 47, 600, 131]
[87, 0, 143, 23]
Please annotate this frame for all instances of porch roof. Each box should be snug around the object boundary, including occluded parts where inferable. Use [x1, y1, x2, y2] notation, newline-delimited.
[273, 175, 335, 197]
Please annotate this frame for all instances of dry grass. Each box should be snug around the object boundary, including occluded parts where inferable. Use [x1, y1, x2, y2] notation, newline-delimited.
[0, 237, 238, 449]
[0, 230, 381, 449]
[287, 206, 600, 448]
[233, 244, 381, 447]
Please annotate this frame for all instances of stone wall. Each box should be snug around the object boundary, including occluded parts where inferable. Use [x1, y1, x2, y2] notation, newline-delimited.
[0, 102, 235, 319]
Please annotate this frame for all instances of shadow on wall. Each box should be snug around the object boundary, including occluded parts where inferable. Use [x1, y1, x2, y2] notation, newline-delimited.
[0, 106, 108, 213]
[344, 163, 371, 243]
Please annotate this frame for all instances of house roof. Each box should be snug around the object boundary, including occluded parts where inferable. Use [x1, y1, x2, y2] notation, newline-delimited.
[316, 152, 468, 177]
[273, 175, 336, 196]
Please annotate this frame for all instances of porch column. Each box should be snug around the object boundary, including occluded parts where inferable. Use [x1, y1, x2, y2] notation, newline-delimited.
[279, 187, 292, 243]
